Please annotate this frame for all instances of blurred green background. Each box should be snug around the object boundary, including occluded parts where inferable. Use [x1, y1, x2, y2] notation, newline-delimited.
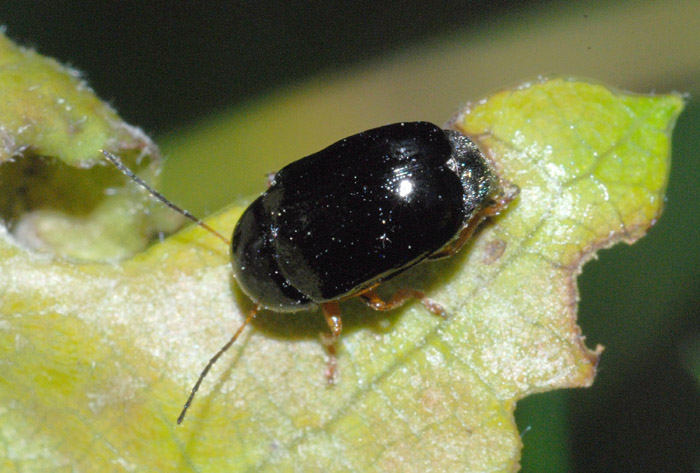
[1, 1, 698, 471]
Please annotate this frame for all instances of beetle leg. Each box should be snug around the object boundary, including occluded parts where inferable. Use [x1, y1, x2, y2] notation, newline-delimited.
[359, 288, 446, 318]
[428, 218, 482, 260]
[429, 184, 518, 260]
[322, 301, 343, 339]
[321, 301, 343, 384]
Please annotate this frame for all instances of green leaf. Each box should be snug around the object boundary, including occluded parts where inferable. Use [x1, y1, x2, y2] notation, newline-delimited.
[0, 31, 683, 473]
[0, 34, 180, 261]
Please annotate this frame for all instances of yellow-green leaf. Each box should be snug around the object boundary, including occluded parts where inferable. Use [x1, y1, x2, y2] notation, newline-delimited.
[0, 32, 683, 473]
[0, 33, 180, 261]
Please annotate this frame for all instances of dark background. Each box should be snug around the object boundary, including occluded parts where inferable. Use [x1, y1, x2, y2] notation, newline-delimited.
[1, 1, 553, 135]
[2, 2, 698, 471]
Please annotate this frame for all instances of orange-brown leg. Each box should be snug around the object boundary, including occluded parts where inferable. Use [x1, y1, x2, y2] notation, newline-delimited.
[359, 288, 446, 318]
[428, 218, 482, 260]
[430, 186, 517, 260]
[321, 301, 343, 384]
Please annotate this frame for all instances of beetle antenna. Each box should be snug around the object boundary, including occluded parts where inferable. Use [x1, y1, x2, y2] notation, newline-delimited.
[177, 304, 259, 424]
[101, 150, 231, 246]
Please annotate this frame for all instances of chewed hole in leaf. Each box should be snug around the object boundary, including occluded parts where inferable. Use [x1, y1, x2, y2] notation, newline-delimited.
[0, 150, 182, 261]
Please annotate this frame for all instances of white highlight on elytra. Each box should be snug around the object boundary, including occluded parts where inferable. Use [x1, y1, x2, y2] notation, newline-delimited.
[398, 178, 413, 198]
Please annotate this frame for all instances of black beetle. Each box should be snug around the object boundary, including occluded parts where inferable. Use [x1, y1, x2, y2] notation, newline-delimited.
[102, 121, 515, 424]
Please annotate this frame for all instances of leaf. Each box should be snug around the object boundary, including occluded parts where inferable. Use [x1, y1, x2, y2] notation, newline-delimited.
[0, 33, 180, 261]
[0, 31, 683, 473]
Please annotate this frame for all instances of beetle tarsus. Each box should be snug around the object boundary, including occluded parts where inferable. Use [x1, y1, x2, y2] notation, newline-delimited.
[359, 288, 446, 318]
[320, 331, 339, 384]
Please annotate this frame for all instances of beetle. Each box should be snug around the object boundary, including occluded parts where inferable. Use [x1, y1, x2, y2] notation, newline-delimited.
[102, 121, 516, 424]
